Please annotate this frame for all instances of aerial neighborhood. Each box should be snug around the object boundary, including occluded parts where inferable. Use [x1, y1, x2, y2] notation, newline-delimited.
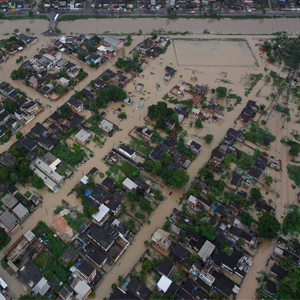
[0, 7, 299, 300]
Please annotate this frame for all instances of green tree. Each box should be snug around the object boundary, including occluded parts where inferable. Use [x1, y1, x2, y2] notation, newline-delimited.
[198, 221, 216, 240]
[88, 206, 98, 216]
[240, 212, 253, 227]
[16, 132, 23, 140]
[3, 100, 19, 113]
[111, 283, 117, 290]
[118, 112, 127, 120]
[151, 291, 163, 300]
[14, 28, 19, 34]
[216, 86, 227, 97]
[139, 198, 151, 212]
[78, 53, 85, 61]
[282, 205, 300, 235]
[167, 6, 172, 14]
[118, 276, 123, 283]
[0, 166, 9, 182]
[237, 238, 245, 247]
[204, 134, 213, 143]
[32, 176, 44, 189]
[0, 228, 11, 250]
[89, 61, 95, 68]
[289, 143, 300, 156]
[195, 118, 203, 128]
[220, 240, 231, 254]
[170, 169, 189, 188]
[258, 212, 280, 239]
[25, 28, 30, 33]
[153, 161, 162, 175]
[130, 202, 136, 211]
[264, 175, 273, 187]
[171, 272, 182, 282]
[59, 105, 72, 118]
[159, 153, 172, 166]
[28, 10, 33, 17]
[142, 259, 154, 273]
[250, 187, 262, 200]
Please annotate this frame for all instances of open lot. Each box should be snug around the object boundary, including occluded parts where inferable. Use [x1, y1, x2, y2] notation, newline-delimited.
[173, 38, 258, 67]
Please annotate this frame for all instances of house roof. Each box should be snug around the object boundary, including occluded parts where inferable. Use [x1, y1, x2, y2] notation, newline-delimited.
[67, 97, 83, 110]
[87, 167, 99, 176]
[122, 178, 137, 191]
[230, 174, 242, 186]
[213, 151, 224, 160]
[126, 278, 151, 300]
[271, 263, 287, 281]
[197, 196, 212, 208]
[86, 244, 107, 267]
[229, 226, 243, 237]
[59, 285, 73, 300]
[20, 137, 37, 151]
[172, 243, 191, 260]
[248, 167, 262, 179]
[76, 259, 95, 278]
[119, 143, 135, 156]
[75, 129, 91, 143]
[102, 177, 115, 190]
[19, 260, 44, 288]
[12, 203, 28, 220]
[92, 204, 110, 223]
[157, 275, 172, 293]
[215, 205, 226, 215]
[88, 225, 115, 250]
[31, 122, 47, 136]
[158, 259, 173, 277]
[182, 279, 207, 299]
[59, 246, 78, 265]
[265, 280, 277, 295]
[198, 240, 215, 261]
[109, 288, 133, 300]
[32, 277, 50, 296]
[0, 211, 17, 228]
[212, 271, 237, 297]
[2, 194, 18, 209]
[7, 185, 18, 194]
[47, 278, 61, 292]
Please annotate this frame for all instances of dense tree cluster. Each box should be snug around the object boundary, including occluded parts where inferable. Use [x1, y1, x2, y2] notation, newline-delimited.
[145, 153, 189, 188]
[95, 84, 127, 108]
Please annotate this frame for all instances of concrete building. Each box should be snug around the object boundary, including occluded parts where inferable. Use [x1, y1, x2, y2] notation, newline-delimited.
[75, 129, 91, 145]
[12, 203, 29, 221]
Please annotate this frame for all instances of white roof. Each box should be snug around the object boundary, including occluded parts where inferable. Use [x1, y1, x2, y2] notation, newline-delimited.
[34, 159, 63, 184]
[75, 129, 91, 143]
[122, 178, 137, 190]
[188, 195, 197, 205]
[80, 175, 89, 185]
[92, 204, 110, 223]
[198, 240, 215, 261]
[13, 203, 29, 220]
[99, 119, 114, 133]
[192, 108, 200, 114]
[0, 294, 5, 300]
[33, 277, 50, 296]
[73, 280, 91, 300]
[2, 194, 18, 209]
[59, 77, 69, 84]
[31, 166, 57, 189]
[0, 277, 8, 289]
[97, 45, 107, 52]
[24, 230, 35, 242]
[157, 275, 172, 293]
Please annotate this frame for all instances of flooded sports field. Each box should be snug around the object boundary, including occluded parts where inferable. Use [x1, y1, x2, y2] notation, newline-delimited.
[172, 38, 258, 67]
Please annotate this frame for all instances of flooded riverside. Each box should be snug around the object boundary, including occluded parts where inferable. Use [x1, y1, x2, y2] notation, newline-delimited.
[0, 19, 298, 299]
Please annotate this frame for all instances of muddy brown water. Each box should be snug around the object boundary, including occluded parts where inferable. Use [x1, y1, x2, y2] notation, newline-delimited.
[0, 21, 298, 299]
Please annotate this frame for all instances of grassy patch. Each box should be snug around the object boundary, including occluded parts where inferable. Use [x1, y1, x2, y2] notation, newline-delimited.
[88, 115, 102, 126]
[245, 121, 276, 145]
[33, 221, 68, 258]
[130, 139, 152, 156]
[51, 142, 85, 167]
[89, 125, 105, 137]
[24, 191, 31, 198]
[287, 164, 300, 185]
[244, 73, 263, 96]
[2, 15, 49, 20]
[34, 249, 71, 283]
[120, 161, 140, 178]
[63, 212, 85, 231]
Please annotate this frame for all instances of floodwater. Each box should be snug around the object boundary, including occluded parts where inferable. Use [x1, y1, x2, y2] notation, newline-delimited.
[173, 38, 257, 66]
[237, 240, 275, 300]
[57, 17, 300, 35]
[0, 20, 298, 299]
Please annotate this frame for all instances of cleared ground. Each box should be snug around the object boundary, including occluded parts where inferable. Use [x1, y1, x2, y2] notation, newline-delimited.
[173, 38, 258, 67]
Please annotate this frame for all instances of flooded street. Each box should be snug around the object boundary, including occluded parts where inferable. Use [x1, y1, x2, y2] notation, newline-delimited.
[0, 19, 298, 299]
[237, 240, 275, 300]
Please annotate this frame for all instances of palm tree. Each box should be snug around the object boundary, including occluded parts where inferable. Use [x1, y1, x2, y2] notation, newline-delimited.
[14, 29, 19, 35]
[25, 28, 30, 35]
